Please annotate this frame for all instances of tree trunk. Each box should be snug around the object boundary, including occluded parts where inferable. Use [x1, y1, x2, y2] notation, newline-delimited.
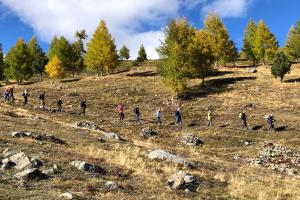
[201, 76, 205, 86]
[72, 70, 75, 79]
[96, 67, 99, 77]
[281, 76, 283, 83]
[252, 59, 256, 67]
[101, 66, 103, 77]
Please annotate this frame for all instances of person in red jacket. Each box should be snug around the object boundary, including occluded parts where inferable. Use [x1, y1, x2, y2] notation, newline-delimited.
[118, 104, 125, 122]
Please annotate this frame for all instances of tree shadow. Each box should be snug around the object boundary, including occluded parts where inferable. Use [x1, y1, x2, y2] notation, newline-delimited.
[207, 70, 234, 77]
[60, 78, 81, 83]
[112, 69, 130, 75]
[126, 71, 157, 77]
[284, 78, 300, 83]
[180, 76, 256, 100]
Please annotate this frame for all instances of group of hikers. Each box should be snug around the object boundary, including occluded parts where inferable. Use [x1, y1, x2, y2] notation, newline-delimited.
[3, 87, 87, 115]
[3, 87, 276, 131]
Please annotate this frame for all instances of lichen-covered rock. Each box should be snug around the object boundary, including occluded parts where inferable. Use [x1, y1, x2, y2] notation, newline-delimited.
[148, 149, 192, 167]
[11, 131, 32, 138]
[166, 171, 197, 191]
[70, 161, 105, 174]
[140, 127, 158, 138]
[34, 134, 65, 144]
[248, 68, 257, 73]
[14, 168, 48, 180]
[180, 133, 203, 146]
[76, 121, 101, 131]
[7, 152, 31, 170]
[247, 142, 300, 177]
[42, 165, 61, 175]
[105, 181, 118, 190]
[102, 132, 122, 141]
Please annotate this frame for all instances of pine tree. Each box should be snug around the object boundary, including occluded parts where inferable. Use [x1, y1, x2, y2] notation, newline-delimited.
[48, 36, 72, 73]
[0, 43, 4, 80]
[85, 20, 118, 76]
[271, 52, 291, 82]
[189, 30, 215, 85]
[157, 18, 195, 95]
[45, 55, 65, 81]
[119, 45, 130, 60]
[242, 19, 257, 66]
[253, 20, 279, 65]
[284, 22, 300, 61]
[28, 37, 48, 81]
[70, 30, 88, 79]
[137, 45, 147, 62]
[4, 38, 33, 83]
[203, 13, 236, 66]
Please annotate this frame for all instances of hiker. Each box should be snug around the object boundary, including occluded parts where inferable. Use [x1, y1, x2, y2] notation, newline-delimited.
[133, 105, 141, 124]
[80, 99, 87, 115]
[174, 108, 182, 126]
[118, 104, 125, 122]
[156, 108, 162, 126]
[8, 86, 15, 102]
[39, 92, 46, 110]
[207, 110, 214, 127]
[56, 98, 63, 112]
[267, 114, 275, 131]
[22, 89, 29, 105]
[239, 111, 248, 129]
[4, 88, 10, 101]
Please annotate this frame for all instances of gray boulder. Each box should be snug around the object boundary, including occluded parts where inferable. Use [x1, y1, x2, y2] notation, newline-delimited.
[1, 158, 15, 170]
[140, 127, 158, 138]
[8, 152, 31, 170]
[14, 168, 48, 180]
[42, 165, 61, 175]
[248, 68, 257, 73]
[59, 192, 74, 200]
[105, 181, 118, 190]
[11, 131, 32, 138]
[148, 149, 192, 167]
[76, 121, 101, 131]
[180, 133, 203, 146]
[70, 161, 105, 174]
[102, 132, 121, 141]
[166, 171, 197, 191]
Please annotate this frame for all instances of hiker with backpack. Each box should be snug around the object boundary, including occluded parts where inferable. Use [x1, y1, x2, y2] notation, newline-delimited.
[266, 114, 275, 131]
[174, 108, 182, 126]
[39, 92, 46, 110]
[207, 110, 214, 127]
[239, 111, 248, 129]
[4, 88, 11, 101]
[22, 89, 29, 105]
[156, 108, 162, 126]
[80, 99, 87, 115]
[56, 98, 63, 112]
[133, 105, 141, 124]
[118, 104, 125, 122]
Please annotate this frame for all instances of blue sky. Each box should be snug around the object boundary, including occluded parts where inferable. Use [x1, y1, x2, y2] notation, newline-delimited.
[0, 0, 299, 58]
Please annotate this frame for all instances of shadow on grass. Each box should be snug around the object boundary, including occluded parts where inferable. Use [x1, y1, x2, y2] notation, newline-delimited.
[284, 78, 300, 83]
[60, 78, 81, 83]
[126, 71, 157, 77]
[112, 69, 131, 75]
[180, 76, 257, 100]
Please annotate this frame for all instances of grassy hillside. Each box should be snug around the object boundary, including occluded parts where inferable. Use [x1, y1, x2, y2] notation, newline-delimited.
[0, 62, 299, 199]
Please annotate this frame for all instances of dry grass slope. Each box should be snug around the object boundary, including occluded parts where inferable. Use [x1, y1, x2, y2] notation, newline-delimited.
[0, 62, 299, 199]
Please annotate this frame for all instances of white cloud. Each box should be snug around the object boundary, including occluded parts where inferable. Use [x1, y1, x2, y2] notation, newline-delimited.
[0, 0, 182, 59]
[0, 0, 251, 58]
[201, 0, 250, 18]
